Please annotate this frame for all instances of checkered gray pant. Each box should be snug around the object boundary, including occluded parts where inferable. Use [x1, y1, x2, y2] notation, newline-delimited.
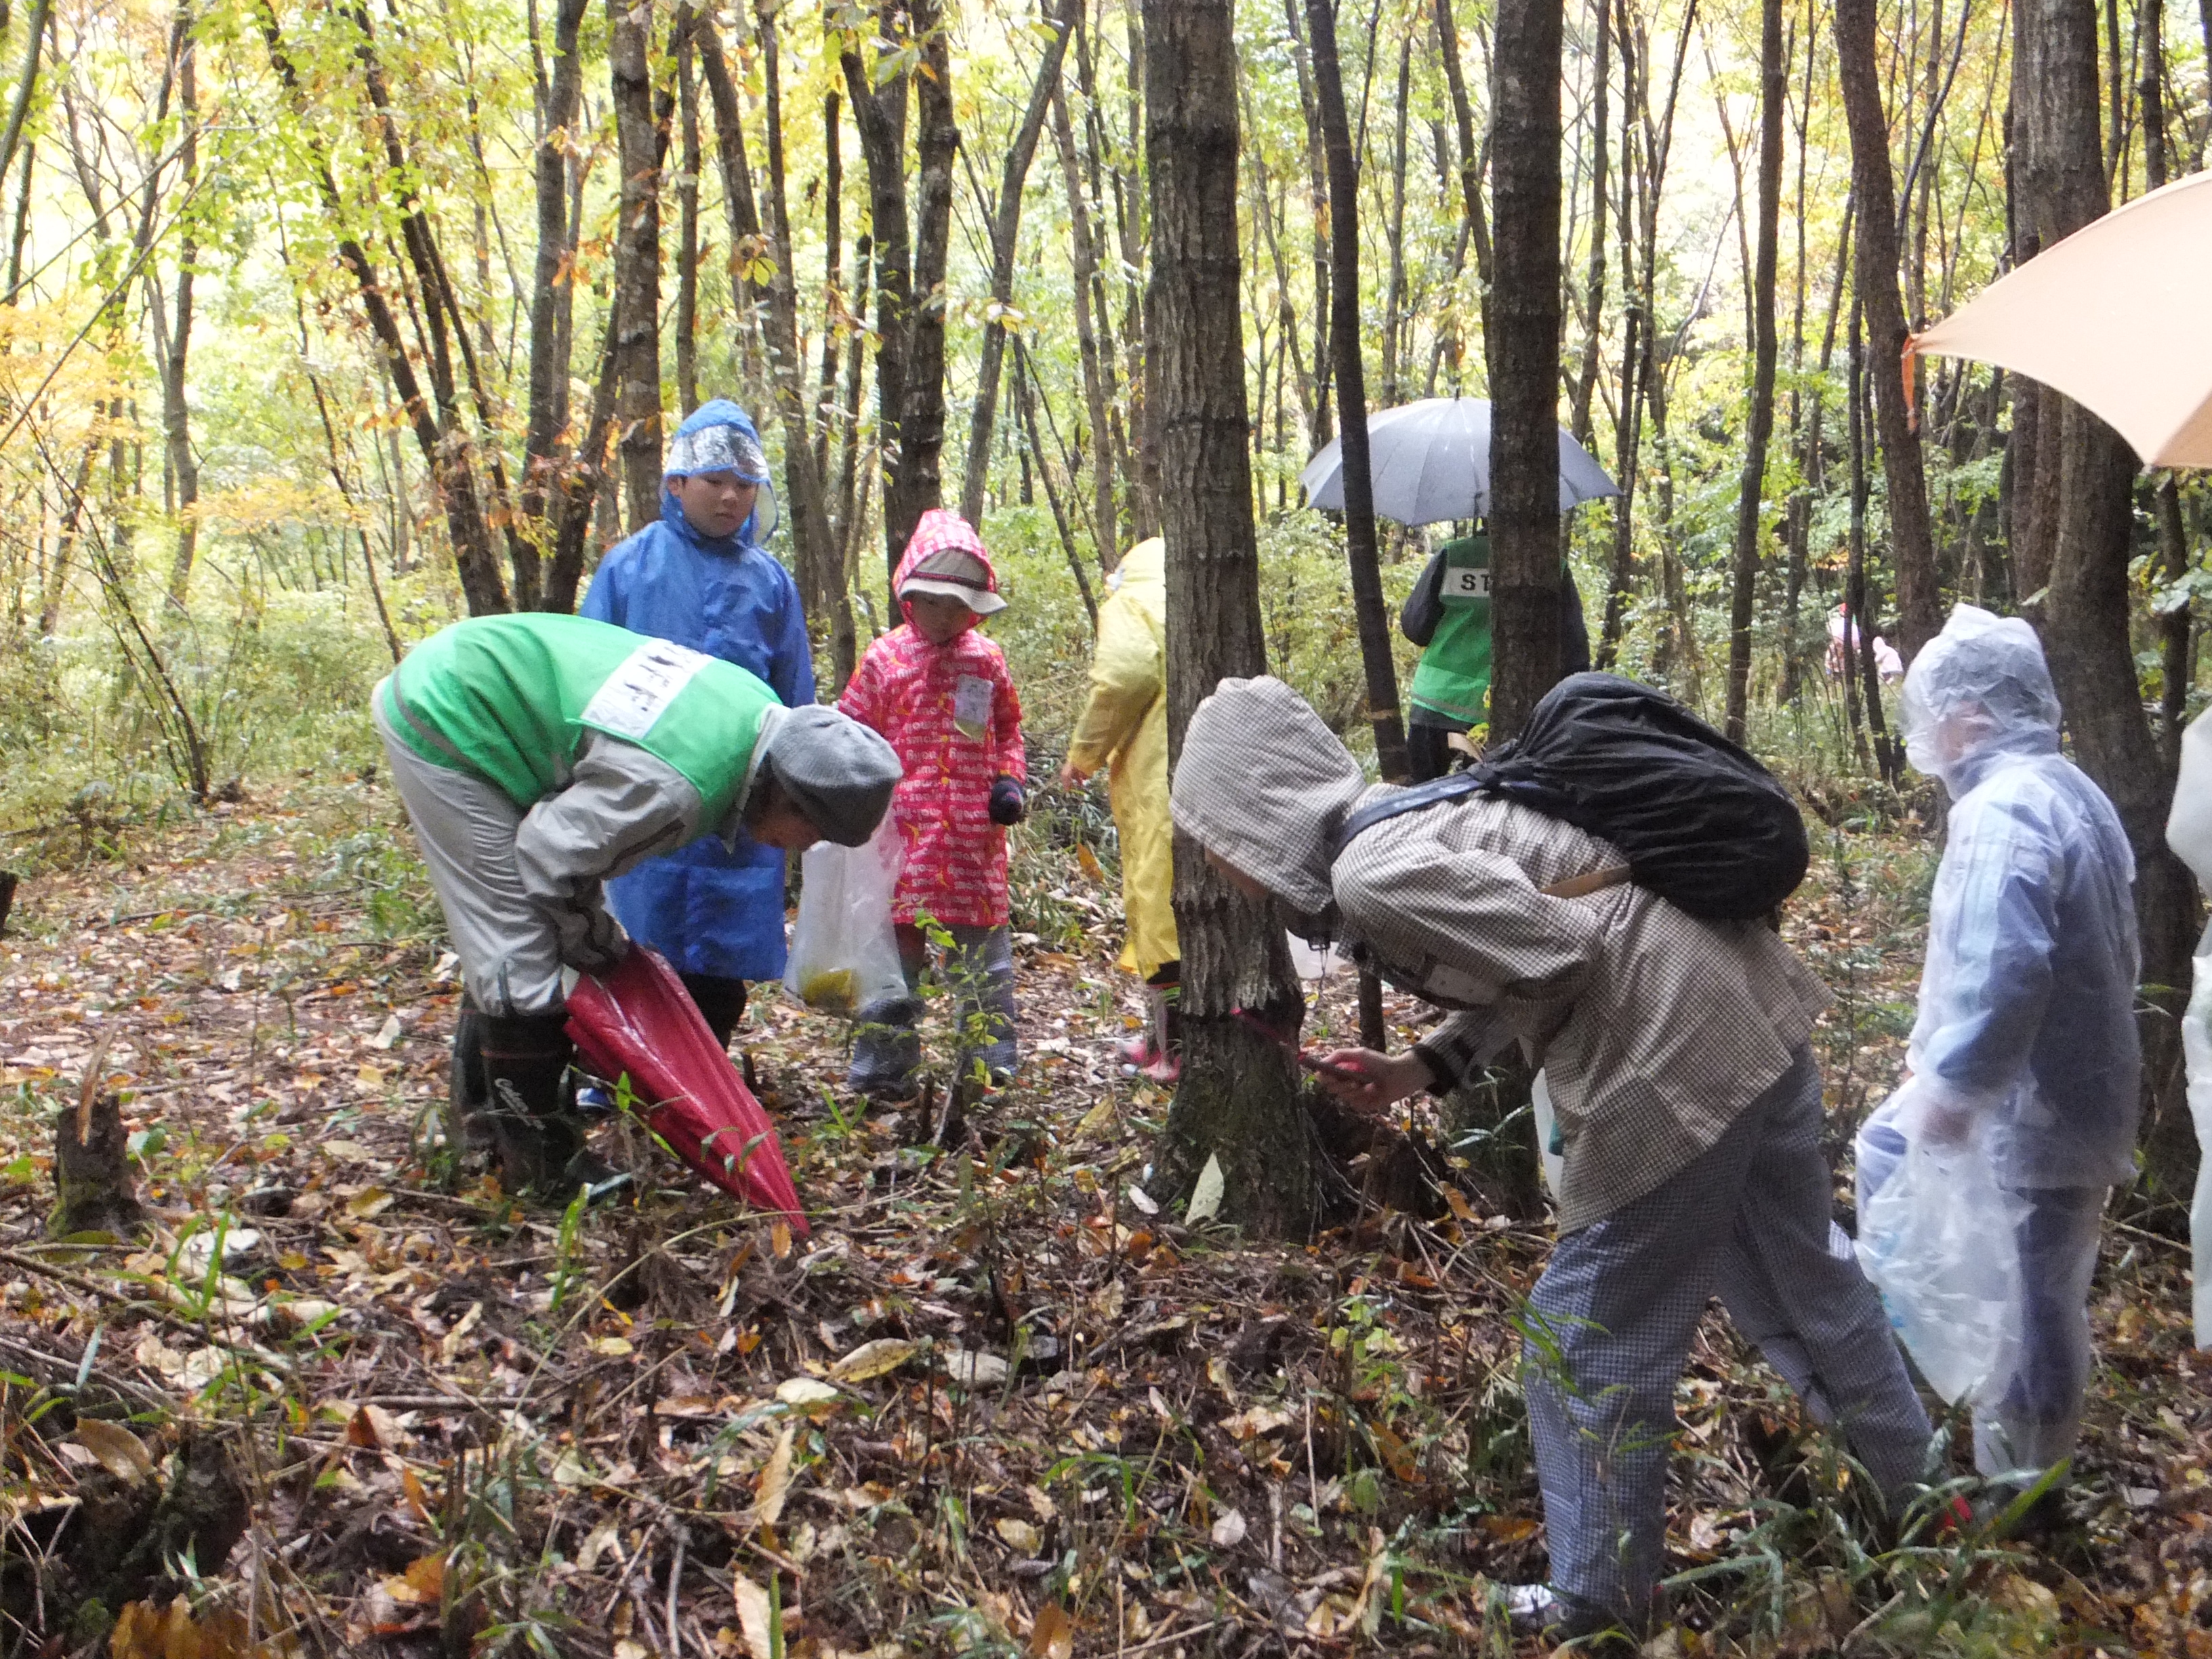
[1525, 1046, 1932, 1619]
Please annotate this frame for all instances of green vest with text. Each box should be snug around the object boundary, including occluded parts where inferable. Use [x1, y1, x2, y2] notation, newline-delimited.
[380, 613, 779, 821]
[1408, 534, 1492, 726]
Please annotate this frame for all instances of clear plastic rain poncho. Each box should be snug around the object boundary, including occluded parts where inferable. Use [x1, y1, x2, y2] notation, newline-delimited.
[1893, 604, 2141, 1188]
[2165, 705, 2212, 1349]
[1857, 606, 2142, 1460]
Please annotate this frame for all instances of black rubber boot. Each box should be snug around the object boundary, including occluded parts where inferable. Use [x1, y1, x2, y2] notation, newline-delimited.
[449, 999, 493, 1152]
[679, 972, 750, 1053]
[478, 1015, 631, 1204]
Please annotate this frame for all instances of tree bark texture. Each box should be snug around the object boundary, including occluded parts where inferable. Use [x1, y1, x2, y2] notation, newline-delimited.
[1305, 0, 1410, 782]
[842, 16, 914, 581]
[521, 0, 590, 610]
[609, 0, 664, 537]
[889, 7, 958, 565]
[158, 1, 199, 610]
[2015, 0, 2200, 1208]
[1723, 0, 1783, 741]
[757, 8, 844, 651]
[674, 12, 701, 416]
[1487, 0, 1565, 740]
[1144, 0, 1314, 1237]
[1052, 79, 1119, 562]
[1832, 0, 1941, 659]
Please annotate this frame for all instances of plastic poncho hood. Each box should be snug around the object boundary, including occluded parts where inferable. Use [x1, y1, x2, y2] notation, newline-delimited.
[895, 510, 1006, 618]
[661, 399, 779, 542]
[1170, 676, 1366, 918]
[1901, 604, 2062, 795]
[759, 705, 904, 846]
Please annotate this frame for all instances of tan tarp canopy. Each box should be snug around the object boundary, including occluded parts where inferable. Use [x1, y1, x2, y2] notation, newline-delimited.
[1909, 169, 2212, 469]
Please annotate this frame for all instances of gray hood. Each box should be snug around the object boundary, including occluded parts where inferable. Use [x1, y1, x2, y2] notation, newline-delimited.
[757, 704, 904, 846]
[1170, 676, 1366, 916]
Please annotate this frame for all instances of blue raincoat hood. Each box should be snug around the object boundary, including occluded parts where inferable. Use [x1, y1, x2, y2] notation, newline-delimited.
[661, 400, 780, 548]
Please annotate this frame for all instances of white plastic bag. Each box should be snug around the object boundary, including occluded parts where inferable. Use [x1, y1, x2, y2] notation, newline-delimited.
[2186, 949, 2212, 1351]
[2167, 707, 2212, 1349]
[1530, 1069, 1565, 1198]
[1853, 1087, 2024, 1404]
[783, 817, 906, 1017]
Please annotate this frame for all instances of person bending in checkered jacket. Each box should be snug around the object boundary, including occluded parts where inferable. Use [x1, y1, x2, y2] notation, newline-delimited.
[1172, 674, 1933, 1643]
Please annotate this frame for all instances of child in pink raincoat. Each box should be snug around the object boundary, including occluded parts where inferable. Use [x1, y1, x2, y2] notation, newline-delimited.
[838, 510, 1028, 1094]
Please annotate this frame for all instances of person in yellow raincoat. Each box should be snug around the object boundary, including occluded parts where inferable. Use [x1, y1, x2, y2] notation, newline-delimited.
[1059, 537, 1181, 1080]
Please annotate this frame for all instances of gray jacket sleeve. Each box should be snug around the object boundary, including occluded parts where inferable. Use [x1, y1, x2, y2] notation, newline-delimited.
[512, 735, 705, 971]
[1411, 1008, 1517, 1090]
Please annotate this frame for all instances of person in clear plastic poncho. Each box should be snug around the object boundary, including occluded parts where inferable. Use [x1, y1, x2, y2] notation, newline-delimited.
[1896, 604, 2140, 1486]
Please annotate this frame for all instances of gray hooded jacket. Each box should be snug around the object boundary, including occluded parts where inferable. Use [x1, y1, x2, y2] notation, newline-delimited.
[1172, 676, 1832, 1231]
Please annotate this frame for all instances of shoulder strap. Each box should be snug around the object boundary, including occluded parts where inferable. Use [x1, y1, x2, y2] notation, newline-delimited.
[1328, 769, 1490, 861]
[1329, 767, 1634, 899]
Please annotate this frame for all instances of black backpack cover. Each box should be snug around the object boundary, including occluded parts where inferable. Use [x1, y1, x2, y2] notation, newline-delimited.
[1338, 672, 1809, 919]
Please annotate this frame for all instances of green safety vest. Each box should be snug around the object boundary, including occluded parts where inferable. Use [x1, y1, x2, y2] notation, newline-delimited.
[380, 613, 780, 822]
[1408, 534, 1492, 726]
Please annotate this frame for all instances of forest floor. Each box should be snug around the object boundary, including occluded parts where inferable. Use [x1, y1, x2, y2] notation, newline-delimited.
[0, 777, 2207, 1659]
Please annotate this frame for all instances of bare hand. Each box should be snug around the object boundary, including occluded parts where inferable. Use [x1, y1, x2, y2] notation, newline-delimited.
[1313, 1048, 1433, 1116]
[1058, 760, 1088, 790]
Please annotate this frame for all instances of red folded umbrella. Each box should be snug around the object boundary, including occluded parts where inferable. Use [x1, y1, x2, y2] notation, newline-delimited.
[565, 946, 809, 1235]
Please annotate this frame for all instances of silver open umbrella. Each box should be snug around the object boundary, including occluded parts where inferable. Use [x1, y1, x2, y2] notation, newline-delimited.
[1299, 396, 1620, 525]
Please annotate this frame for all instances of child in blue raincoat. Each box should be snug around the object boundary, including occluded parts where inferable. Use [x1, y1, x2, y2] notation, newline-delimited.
[580, 401, 815, 1048]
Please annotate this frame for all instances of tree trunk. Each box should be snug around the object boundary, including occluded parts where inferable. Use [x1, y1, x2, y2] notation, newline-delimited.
[2142, 0, 2193, 766]
[755, 7, 842, 656]
[817, 91, 843, 485]
[1380, 37, 1412, 408]
[1487, 0, 1565, 741]
[958, 0, 1077, 527]
[2016, 0, 2200, 1211]
[1832, 0, 1941, 659]
[1145, 0, 1313, 1237]
[1052, 79, 1119, 562]
[1566, 0, 1610, 451]
[158, 1, 199, 611]
[609, 0, 664, 537]
[889, 3, 958, 562]
[1433, 0, 1495, 346]
[1306, 0, 1410, 783]
[1723, 0, 1784, 741]
[674, 11, 701, 416]
[521, 0, 589, 610]
[1283, 0, 1336, 443]
[843, 16, 914, 581]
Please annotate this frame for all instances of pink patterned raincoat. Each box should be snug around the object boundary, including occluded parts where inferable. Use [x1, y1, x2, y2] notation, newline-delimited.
[838, 513, 1028, 928]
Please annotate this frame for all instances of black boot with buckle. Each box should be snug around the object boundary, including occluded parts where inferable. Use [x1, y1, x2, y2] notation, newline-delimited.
[477, 1013, 632, 1204]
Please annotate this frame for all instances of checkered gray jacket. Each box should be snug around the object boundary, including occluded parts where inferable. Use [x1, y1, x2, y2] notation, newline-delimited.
[1173, 675, 1832, 1233]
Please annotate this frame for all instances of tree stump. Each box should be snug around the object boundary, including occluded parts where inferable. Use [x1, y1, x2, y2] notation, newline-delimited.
[0, 869, 17, 935]
[50, 1086, 144, 1240]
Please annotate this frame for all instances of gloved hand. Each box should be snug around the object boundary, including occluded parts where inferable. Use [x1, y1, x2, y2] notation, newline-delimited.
[989, 775, 1026, 825]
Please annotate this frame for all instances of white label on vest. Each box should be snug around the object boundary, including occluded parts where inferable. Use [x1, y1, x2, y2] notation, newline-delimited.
[1443, 565, 1490, 601]
[581, 641, 714, 740]
[953, 674, 994, 740]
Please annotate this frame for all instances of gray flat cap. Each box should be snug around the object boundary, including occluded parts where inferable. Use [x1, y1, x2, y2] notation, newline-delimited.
[759, 705, 903, 846]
